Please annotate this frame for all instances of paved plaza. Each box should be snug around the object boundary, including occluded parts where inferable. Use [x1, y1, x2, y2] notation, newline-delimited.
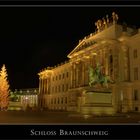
[0, 111, 140, 124]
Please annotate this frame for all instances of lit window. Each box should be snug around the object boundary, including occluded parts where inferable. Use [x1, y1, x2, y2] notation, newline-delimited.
[134, 49, 138, 58]
[134, 67, 138, 80]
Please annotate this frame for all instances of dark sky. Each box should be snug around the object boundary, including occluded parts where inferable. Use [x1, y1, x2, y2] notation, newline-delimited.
[0, 7, 140, 90]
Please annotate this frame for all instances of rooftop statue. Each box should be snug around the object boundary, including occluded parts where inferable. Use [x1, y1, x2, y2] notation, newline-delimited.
[88, 63, 113, 88]
[106, 14, 109, 25]
[95, 20, 101, 32]
[95, 12, 119, 32]
[103, 17, 107, 29]
[112, 12, 119, 24]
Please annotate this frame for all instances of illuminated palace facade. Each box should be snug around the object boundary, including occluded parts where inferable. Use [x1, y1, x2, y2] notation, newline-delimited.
[38, 12, 140, 115]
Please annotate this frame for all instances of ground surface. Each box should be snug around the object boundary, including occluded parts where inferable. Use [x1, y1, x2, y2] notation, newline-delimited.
[0, 111, 140, 124]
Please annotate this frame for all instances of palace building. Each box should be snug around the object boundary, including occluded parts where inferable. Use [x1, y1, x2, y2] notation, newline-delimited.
[9, 88, 38, 111]
[38, 12, 140, 115]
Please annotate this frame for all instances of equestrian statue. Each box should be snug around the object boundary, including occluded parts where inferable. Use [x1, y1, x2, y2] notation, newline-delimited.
[89, 63, 113, 88]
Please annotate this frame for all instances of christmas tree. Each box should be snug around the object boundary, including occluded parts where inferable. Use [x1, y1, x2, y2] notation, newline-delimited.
[0, 64, 10, 110]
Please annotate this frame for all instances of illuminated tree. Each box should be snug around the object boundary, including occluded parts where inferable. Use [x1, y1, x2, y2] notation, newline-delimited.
[0, 64, 10, 110]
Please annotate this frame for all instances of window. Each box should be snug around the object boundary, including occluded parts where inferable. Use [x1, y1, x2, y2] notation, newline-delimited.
[58, 98, 60, 104]
[56, 76, 58, 80]
[134, 89, 139, 101]
[62, 73, 65, 79]
[61, 98, 63, 104]
[66, 84, 68, 91]
[109, 54, 113, 63]
[135, 107, 139, 111]
[62, 84, 64, 92]
[58, 85, 60, 92]
[134, 49, 138, 58]
[134, 67, 138, 80]
[66, 72, 69, 78]
[59, 74, 61, 80]
[55, 86, 57, 93]
[44, 99, 46, 106]
[65, 97, 67, 104]
[51, 99, 53, 104]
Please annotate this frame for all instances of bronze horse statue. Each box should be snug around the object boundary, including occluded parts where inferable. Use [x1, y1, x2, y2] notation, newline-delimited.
[89, 63, 113, 88]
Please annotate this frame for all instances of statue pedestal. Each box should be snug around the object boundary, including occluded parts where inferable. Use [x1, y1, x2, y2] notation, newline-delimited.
[78, 88, 115, 115]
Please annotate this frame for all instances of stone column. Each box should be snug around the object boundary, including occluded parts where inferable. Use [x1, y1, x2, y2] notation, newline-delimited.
[39, 78, 41, 94]
[102, 49, 105, 74]
[71, 62, 77, 89]
[39, 78, 43, 108]
[47, 78, 49, 94]
[112, 84, 119, 113]
[41, 78, 44, 95]
[75, 63, 77, 88]
[43, 78, 46, 95]
[41, 78, 44, 107]
[114, 48, 119, 81]
[39, 77, 42, 94]
[83, 61, 86, 86]
[47, 78, 50, 94]
[78, 61, 82, 87]
[81, 61, 83, 86]
[73, 63, 76, 88]
[105, 49, 109, 75]
[101, 49, 104, 65]
[46, 79, 48, 94]
[70, 64, 73, 89]
[127, 86, 133, 111]
[84, 59, 89, 86]
[76, 63, 79, 88]
[45, 78, 47, 94]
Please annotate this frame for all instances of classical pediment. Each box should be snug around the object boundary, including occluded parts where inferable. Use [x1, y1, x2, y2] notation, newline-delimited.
[67, 38, 97, 58]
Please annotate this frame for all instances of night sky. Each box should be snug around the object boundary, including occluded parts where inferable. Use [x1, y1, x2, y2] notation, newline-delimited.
[0, 7, 140, 90]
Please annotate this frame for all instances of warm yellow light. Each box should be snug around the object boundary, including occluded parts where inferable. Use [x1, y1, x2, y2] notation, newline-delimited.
[92, 52, 97, 55]
[83, 115, 91, 119]
[84, 55, 90, 59]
